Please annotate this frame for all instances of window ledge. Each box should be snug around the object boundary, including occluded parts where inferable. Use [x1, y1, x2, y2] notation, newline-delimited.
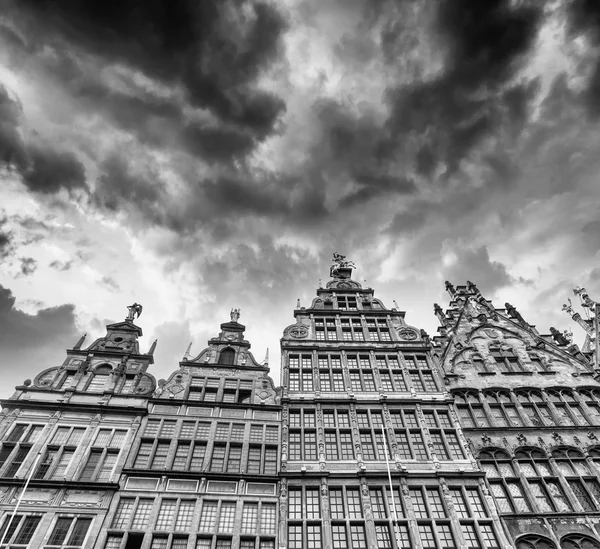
[537, 371, 556, 376]
[501, 371, 533, 376]
[477, 372, 496, 376]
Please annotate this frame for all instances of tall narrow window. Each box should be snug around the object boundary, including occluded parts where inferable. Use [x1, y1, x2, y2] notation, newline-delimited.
[219, 348, 235, 365]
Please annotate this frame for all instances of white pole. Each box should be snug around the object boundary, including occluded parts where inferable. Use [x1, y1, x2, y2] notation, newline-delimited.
[381, 425, 401, 548]
[0, 452, 42, 547]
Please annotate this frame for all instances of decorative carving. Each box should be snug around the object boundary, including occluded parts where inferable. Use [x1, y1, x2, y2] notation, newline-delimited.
[516, 433, 527, 445]
[562, 299, 574, 316]
[289, 326, 309, 339]
[588, 432, 598, 441]
[230, 308, 241, 322]
[445, 281, 456, 296]
[481, 434, 492, 445]
[397, 328, 418, 340]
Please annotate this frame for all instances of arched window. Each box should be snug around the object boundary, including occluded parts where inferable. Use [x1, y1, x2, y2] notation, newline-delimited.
[578, 389, 600, 424]
[490, 347, 523, 372]
[561, 534, 600, 549]
[547, 389, 589, 426]
[515, 390, 555, 427]
[87, 365, 112, 393]
[479, 448, 531, 513]
[515, 448, 571, 513]
[483, 390, 522, 427]
[516, 534, 557, 549]
[552, 448, 600, 511]
[219, 347, 235, 365]
[454, 390, 489, 428]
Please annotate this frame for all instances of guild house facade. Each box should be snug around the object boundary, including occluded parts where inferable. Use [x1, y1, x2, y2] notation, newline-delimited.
[0, 255, 599, 549]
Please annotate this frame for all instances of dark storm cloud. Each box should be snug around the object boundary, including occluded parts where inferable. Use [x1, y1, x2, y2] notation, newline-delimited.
[386, 0, 542, 175]
[8, 0, 287, 139]
[0, 84, 27, 169]
[0, 218, 13, 259]
[19, 257, 38, 277]
[0, 84, 87, 194]
[442, 246, 514, 295]
[569, 0, 600, 115]
[22, 145, 87, 194]
[0, 283, 79, 388]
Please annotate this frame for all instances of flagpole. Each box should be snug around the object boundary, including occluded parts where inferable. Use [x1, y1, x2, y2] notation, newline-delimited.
[0, 452, 42, 547]
[381, 425, 401, 548]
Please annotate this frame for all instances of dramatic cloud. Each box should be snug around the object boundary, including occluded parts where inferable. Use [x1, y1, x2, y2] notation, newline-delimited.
[0, 284, 79, 392]
[0, 0, 599, 397]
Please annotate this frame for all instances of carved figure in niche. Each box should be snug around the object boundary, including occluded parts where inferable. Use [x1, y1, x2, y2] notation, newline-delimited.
[126, 303, 143, 321]
[467, 281, 478, 293]
[550, 327, 570, 345]
[230, 308, 241, 322]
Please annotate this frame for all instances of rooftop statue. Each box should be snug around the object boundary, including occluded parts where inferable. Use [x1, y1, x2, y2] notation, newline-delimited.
[126, 302, 143, 321]
[231, 308, 241, 322]
[330, 252, 356, 278]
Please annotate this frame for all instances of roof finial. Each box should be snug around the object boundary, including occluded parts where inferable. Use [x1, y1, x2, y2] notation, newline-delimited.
[230, 308, 241, 322]
[393, 300, 399, 310]
[330, 252, 355, 278]
[263, 348, 269, 366]
[73, 333, 87, 350]
[126, 303, 143, 321]
[445, 281, 455, 296]
[183, 341, 192, 361]
[297, 299, 301, 309]
[148, 339, 157, 356]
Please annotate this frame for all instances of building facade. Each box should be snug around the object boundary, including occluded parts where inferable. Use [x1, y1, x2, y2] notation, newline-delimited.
[1, 258, 600, 549]
[279, 259, 508, 549]
[0, 309, 157, 548]
[436, 281, 600, 549]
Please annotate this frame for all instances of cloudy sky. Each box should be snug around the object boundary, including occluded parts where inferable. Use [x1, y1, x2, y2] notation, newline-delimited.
[1, 0, 599, 398]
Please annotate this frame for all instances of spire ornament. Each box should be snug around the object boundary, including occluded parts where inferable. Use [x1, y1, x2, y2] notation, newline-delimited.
[230, 308, 241, 322]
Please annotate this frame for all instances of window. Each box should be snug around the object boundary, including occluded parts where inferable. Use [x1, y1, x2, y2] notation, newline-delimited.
[346, 355, 376, 392]
[454, 391, 489, 428]
[0, 514, 41, 546]
[288, 355, 313, 392]
[317, 355, 345, 392]
[552, 448, 600, 511]
[288, 410, 317, 461]
[490, 348, 522, 372]
[337, 295, 357, 311]
[288, 488, 322, 549]
[387, 409, 429, 460]
[219, 348, 235, 365]
[79, 428, 124, 481]
[365, 318, 391, 341]
[516, 535, 557, 549]
[483, 390, 523, 426]
[547, 390, 589, 426]
[338, 317, 364, 340]
[514, 448, 571, 513]
[561, 534, 600, 549]
[376, 355, 407, 392]
[45, 516, 92, 547]
[479, 448, 531, 513]
[87, 365, 112, 392]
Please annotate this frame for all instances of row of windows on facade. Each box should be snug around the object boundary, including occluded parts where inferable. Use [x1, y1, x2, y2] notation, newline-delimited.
[455, 388, 600, 428]
[479, 447, 600, 515]
[0, 424, 124, 482]
[286, 484, 498, 549]
[104, 534, 274, 549]
[105, 497, 276, 549]
[517, 533, 600, 549]
[313, 317, 392, 341]
[0, 514, 91, 549]
[287, 408, 463, 461]
[47, 366, 143, 394]
[54, 370, 255, 405]
[315, 295, 376, 310]
[469, 347, 553, 373]
[288, 354, 438, 392]
[133, 419, 278, 474]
